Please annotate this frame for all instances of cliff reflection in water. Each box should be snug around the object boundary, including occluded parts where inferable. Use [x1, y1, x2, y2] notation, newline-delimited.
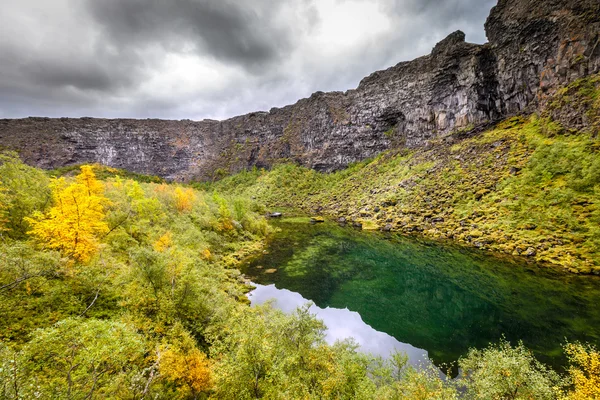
[243, 219, 600, 369]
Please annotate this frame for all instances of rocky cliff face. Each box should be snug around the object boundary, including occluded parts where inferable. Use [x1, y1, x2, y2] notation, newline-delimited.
[0, 0, 598, 181]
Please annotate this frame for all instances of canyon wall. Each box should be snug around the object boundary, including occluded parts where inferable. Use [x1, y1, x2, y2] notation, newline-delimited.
[0, 0, 598, 181]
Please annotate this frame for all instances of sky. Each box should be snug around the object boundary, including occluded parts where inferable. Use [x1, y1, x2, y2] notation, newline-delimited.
[0, 0, 496, 121]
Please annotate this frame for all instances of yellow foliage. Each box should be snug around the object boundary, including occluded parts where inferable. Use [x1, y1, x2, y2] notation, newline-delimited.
[0, 182, 8, 233]
[154, 183, 170, 193]
[26, 165, 110, 262]
[202, 248, 211, 260]
[563, 343, 600, 399]
[218, 201, 233, 231]
[76, 164, 105, 195]
[108, 175, 125, 190]
[153, 231, 173, 253]
[220, 219, 234, 232]
[173, 187, 196, 213]
[159, 347, 212, 396]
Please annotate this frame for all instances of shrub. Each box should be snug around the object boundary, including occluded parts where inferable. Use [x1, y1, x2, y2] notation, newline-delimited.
[562, 342, 600, 399]
[458, 339, 562, 399]
[0, 151, 50, 238]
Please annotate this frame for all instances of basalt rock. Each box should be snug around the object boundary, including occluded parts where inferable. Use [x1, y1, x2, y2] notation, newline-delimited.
[0, 0, 598, 181]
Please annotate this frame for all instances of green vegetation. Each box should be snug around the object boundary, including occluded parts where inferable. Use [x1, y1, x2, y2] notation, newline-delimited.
[547, 74, 600, 136]
[1, 74, 600, 397]
[384, 127, 396, 138]
[459, 340, 561, 399]
[0, 153, 270, 398]
[1, 152, 600, 397]
[0, 152, 50, 238]
[209, 110, 600, 273]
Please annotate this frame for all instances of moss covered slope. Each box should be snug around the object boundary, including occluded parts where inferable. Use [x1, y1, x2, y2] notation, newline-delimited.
[208, 75, 600, 273]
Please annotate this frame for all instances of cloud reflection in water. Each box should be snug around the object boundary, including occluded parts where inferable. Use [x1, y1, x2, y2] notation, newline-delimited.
[248, 283, 433, 368]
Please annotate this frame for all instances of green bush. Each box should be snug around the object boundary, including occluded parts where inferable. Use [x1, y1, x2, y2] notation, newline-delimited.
[0, 151, 51, 238]
[458, 340, 562, 399]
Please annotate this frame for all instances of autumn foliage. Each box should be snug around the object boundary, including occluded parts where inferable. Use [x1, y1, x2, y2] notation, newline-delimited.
[153, 231, 173, 253]
[174, 187, 196, 213]
[26, 165, 110, 262]
[563, 343, 600, 399]
[159, 347, 213, 397]
[3, 153, 600, 399]
[0, 183, 8, 234]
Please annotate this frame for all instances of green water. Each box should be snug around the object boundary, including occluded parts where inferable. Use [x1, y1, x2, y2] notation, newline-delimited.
[243, 218, 600, 370]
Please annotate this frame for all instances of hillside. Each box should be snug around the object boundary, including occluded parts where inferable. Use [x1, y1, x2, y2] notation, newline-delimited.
[209, 74, 600, 273]
[1, 155, 599, 398]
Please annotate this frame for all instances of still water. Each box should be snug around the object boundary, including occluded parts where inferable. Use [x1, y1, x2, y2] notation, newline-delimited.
[243, 218, 600, 371]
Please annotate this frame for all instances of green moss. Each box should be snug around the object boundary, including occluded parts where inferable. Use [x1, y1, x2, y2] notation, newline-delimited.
[450, 123, 475, 136]
[547, 74, 600, 134]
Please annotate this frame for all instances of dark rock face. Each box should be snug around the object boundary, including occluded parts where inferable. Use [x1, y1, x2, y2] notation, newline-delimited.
[0, 0, 598, 181]
[485, 0, 600, 113]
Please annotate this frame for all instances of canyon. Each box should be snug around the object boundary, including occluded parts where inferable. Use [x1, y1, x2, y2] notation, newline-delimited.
[0, 0, 599, 181]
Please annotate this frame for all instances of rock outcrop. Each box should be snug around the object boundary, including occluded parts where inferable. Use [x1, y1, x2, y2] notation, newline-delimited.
[0, 0, 598, 181]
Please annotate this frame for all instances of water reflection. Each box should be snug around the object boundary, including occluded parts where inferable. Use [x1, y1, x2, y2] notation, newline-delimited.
[243, 219, 600, 370]
[249, 283, 432, 367]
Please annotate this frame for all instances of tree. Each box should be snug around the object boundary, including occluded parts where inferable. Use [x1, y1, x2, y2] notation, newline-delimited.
[0, 182, 8, 235]
[153, 231, 173, 253]
[213, 193, 233, 231]
[210, 304, 378, 399]
[458, 339, 562, 400]
[174, 187, 196, 213]
[103, 177, 165, 248]
[0, 151, 50, 238]
[563, 343, 600, 399]
[1, 318, 146, 399]
[26, 165, 110, 262]
[159, 346, 213, 398]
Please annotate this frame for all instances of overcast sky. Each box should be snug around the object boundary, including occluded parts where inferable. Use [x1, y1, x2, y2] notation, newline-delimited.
[0, 0, 496, 121]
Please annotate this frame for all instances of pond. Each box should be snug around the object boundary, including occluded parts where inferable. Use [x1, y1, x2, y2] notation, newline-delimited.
[243, 218, 600, 371]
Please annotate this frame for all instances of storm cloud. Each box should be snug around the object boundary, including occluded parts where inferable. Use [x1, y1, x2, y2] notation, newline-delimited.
[0, 0, 496, 120]
[87, 0, 319, 67]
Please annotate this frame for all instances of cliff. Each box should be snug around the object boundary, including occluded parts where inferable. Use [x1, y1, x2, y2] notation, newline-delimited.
[209, 72, 600, 273]
[0, 0, 599, 181]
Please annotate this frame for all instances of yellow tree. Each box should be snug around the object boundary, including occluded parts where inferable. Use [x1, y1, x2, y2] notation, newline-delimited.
[173, 187, 196, 213]
[563, 343, 600, 400]
[159, 347, 213, 397]
[26, 165, 110, 262]
[0, 182, 8, 234]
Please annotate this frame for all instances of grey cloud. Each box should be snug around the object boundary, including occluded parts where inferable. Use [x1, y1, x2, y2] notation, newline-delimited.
[0, 2, 145, 96]
[86, 0, 318, 69]
[320, 0, 497, 91]
[0, 40, 145, 119]
[0, 0, 497, 120]
[22, 56, 135, 92]
[383, 0, 496, 43]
